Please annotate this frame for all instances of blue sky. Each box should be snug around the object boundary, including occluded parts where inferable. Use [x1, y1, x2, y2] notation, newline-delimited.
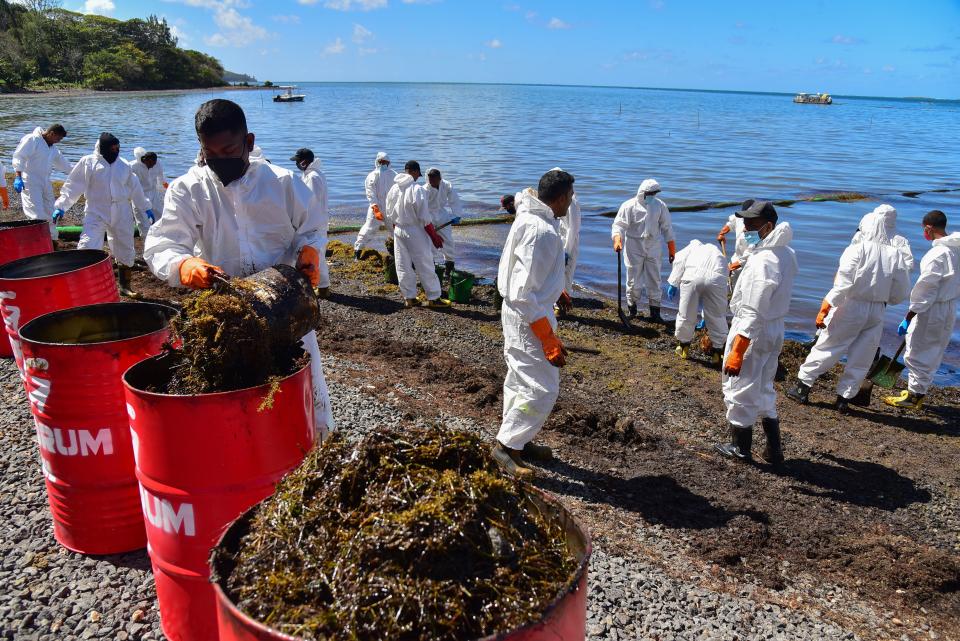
[72, 0, 960, 98]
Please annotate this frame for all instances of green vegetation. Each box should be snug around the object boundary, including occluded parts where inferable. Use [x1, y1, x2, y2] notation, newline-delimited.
[0, 0, 226, 92]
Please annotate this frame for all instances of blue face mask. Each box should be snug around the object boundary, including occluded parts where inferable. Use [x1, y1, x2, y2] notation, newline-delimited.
[743, 230, 762, 247]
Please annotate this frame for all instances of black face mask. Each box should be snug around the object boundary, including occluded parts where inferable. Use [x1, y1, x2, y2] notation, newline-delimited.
[98, 132, 120, 164]
[206, 157, 247, 186]
[101, 148, 120, 164]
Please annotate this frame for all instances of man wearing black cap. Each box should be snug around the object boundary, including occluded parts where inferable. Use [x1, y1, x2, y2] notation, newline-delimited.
[292, 148, 331, 297]
[715, 200, 797, 465]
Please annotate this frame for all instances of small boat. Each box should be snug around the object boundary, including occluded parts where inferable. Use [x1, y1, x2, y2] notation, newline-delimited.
[273, 86, 305, 103]
[794, 92, 832, 105]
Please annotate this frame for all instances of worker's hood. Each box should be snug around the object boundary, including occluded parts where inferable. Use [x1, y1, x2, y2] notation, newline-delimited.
[754, 221, 793, 250]
[637, 178, 661, 199]
[304, 158, 323, 173]
[375, 151, 390, 168]
[516, 187, 556, 222]
[686, 238, 704, 250]
[94, 133, 120, 163]
[870, 204, 898, 239]
[934, 232, 960, 248]
[31, 126, 45, 138]
[132, 146, 147, 162]
[857, 210, 890, 244]
[393, 172, 416, 191]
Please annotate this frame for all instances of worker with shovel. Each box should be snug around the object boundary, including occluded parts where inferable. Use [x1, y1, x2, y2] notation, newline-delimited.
[493, 169, 575, 479]
[885, 210, 960, 410]
[144, 99, 334, 435]
[785, 209, 910, 412]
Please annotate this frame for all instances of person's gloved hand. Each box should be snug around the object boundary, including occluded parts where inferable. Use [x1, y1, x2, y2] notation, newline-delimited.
[162, 182, 169, 189]
[179, 257, 225, 289]
[424, 223, 443, 249]
[146, 209, 155, 224]
[530, 317, 567, 367]
[723, 334, 751, 377]
[52, 208, 65, 222]
[372, 204, 384, 222]
[667, 240, 676, 264]
[557, 290, 573, 314]
[716, 224, 730, 243]
[666, 284, 678, 300]
[816, 300, 832, 329]
[296, 245, 321, 287]
[897, 317, 911, 336]
[613, 234, 623, 253]
[728, 261, 741, 272]
[13, 176, 24, 193]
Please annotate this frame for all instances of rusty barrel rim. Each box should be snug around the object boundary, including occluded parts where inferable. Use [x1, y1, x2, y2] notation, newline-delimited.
[0, 249, 111, 281]
[209, 484, 592, 641]
[0, 220, 49, 231]
[19, 302, 179, 348]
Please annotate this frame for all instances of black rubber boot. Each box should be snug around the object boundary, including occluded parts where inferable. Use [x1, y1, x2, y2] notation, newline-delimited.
[649, 306, 663, 323]
[714, 424, 753, 461]
[444, 260, 455, 282]
[117, 266, 139, 299]
[627, 303, 637, 318]
[491, 442, 534, 479]
[354, 248, 362, 261]
[834, 395, 850, 414]
[785, 380, 811, 404]
[711, 348, 723, 369]
[760, 417, 784, 465]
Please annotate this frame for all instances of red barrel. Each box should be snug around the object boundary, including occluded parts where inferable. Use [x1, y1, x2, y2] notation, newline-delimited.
[19, 302, 177, 554]
[210, 487, 592, 641]
[0, 250, 118, 368]
[123, 355, 316, 641]
[0, 220, 55, 357]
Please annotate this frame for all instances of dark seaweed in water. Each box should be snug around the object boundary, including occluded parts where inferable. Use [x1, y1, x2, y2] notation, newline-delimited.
[213, 428, 577, 641]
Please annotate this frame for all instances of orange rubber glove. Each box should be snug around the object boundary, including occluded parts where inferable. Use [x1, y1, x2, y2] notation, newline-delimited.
[557, 290, 573, 314]
[613, 234, 623, 252]
[723, 334, 750, 377]
[178, 257, 224, 289]
[815, 300, 832, 329]
[0, 186, 8, 210]
[372, 204, 384, 221]
[530, 317, 567, 367]
[728, 261, 741, 272]
[717, 224, 730, 242]
[667, 240, 676, 263]
[162, 182, 169, 189]
[296, 245, 321, 287]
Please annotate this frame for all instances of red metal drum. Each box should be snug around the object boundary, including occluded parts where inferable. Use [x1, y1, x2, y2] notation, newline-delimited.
[18, 302, 177, 554]
[123, 354, 316, 641]
[0, 220, 54, 357]
[0, 250, 118, 369]
[210, 487, 592, 641]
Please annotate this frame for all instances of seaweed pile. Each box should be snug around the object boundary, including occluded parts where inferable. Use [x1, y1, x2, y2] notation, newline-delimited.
[215, 428, 577, 641]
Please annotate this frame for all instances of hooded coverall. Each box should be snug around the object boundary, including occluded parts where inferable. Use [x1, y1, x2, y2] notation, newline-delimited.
[424, 176, 463, 264]
[611, 179, 675, 307]
[12, 127, 72, 240]
[300, 158, 330, 289]
[354, 152, 397, 251]
[386, 173, 442, 301]
[128, 147, 166, 233]
[667, 239, 729, 348]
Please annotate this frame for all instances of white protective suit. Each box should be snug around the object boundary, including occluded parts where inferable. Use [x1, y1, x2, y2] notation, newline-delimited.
[798, 212, 911, 398]
[128, 146, 166, 233]
[55, 141, 149, 267]
[143, 159, 335, 434]
[424, 172, 463, 263]
[12, 127, 72, 239]
[300, 158, 330, 289]
[496, 188, 566, 450]
[611, 179, 675, 306]
[722, 222, 798, 427]
[385, 173, 442, 301]
[558, 193, 581, 293]
[852, 204, 914, 272]
[354, 152, 397, 251]
[903, 232, 960, 394]
[667, 239, 729, 347]
[724, 213, 750, 265]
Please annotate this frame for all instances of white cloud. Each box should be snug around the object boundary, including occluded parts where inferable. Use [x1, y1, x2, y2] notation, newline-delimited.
[272, 14, 301, 23]
[486, 38, 502, 49]
[324, 37, 345, 54]
[169, 23, 190, 45]
[359, 47, 380, 55]
[831, 34, 863, 45]
[322, 0, 388, 10]
[649, 0, 664, 9]
[166, 0, 268, 47]
[84, 0, 114, 14]
[882, 65, 896, 72]
[547, 17, 570, 30]
[525, 10, 537, 21]
[352, 23, 373, 43]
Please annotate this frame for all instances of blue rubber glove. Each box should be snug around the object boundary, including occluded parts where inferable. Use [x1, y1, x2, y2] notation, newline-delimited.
[696, 318, 706, 330]
[13, 176, 24, 193]
[897, 318, 910, 336]
[52, 208, 64, 222]
[666, 284, 678, 300]
[146, 209, 155, 224]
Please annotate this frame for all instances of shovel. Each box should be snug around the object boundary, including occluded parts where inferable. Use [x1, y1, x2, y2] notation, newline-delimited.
[719, 237, 734, 297]
[616, 249, 631, 329]
[868, 340, 907, 389]
[435, 216, 461, 232]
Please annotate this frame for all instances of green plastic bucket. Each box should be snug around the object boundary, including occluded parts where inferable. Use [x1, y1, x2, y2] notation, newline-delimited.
[449, 270, 475, 303]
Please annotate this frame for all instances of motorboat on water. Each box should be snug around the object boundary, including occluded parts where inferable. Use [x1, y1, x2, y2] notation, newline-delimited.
[273, 86, 305, 102]
[794, 92, 832, 105]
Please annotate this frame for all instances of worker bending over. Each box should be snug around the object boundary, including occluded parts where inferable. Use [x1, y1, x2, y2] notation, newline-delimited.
[884, 210, 959, 410]
[292, 148, 331, 298]
[666, 238, 728, 364]
[143, 99, 334, 435]
[787, 210, 910, 411]
[54, 133, 152, 298]
[611, 178, 676, 323]
[715, 200, 797, 465]
[493, 169, 576, 478]
[12, 124, 71, 240]
[354, 152, 396, 260]
[424, 167, 463, 281]
[129, 147, 166, 235]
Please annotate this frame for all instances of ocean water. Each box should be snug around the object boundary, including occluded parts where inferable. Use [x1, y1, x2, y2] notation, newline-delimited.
[1, 82, 958, 383]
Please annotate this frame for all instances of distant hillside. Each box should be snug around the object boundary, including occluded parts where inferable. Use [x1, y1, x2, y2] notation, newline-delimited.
[224, 70, 257, 83]
[0, 0, 226, 92]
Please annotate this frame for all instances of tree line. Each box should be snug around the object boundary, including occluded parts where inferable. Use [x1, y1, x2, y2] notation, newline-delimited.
[0, 0, 227, 92]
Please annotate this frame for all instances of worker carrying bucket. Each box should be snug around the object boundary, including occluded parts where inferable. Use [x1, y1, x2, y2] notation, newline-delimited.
[143, 98, 334, 435]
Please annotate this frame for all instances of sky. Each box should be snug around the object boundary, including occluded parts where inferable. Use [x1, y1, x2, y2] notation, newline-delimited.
[67, 0, 960, 99]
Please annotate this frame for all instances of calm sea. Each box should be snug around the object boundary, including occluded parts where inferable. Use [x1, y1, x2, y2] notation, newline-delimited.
[2, 82, 957, 383]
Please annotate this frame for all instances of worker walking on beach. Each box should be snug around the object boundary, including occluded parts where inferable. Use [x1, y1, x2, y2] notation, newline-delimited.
[424, 167, 463, 281]
[853, 204, 914, 272]
[12, 124, 72, 240]
[715, 200, 797, 465]
[666, 238, 728, 364]
[386, 160, 450, 309]
[128, 147, 166, 235]
[884, 210, 960, 410]
[143, 99, 335, 436]
[54, 133, 152, 298]
[354, 152, 396, 260]
[292, 148, 331, 298]
[611, 178, 676, 323]
[493, 169, 575, 478]
[786, 210, 910, 411]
